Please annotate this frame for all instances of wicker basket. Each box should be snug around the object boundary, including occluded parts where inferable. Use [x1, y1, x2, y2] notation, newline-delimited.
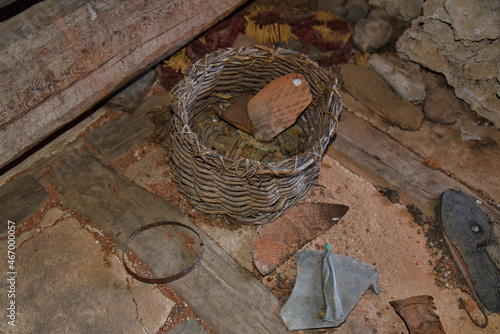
[170, 46, 342, 224]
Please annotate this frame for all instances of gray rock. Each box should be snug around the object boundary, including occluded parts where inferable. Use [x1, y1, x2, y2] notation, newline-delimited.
[316, 0, 346, 14]
[460, 124, 482, 141]
[423, 88, 462, 125]
[368, 7, 390, 21]
[353, 18, 393, 53]
[368, 53, 426, 101]
[368, 0, 424, 21]
[16, 228, 40, 246]
[397, 0, 500, 128]
[444, 0, 500, 41]
[345, 0, 369, 24]
[421, 69, 447, 91]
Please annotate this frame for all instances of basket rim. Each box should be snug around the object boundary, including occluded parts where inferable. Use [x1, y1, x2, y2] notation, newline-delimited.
[170, 45, 342, 177]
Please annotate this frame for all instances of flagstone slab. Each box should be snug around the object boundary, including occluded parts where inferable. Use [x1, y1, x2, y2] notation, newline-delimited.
[167, 319, 209, 334]
[0, 217, 173, 333]
[46, 148, 288, 333]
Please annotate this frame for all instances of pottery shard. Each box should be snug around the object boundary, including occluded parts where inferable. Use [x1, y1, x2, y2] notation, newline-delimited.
[217, 92, 257, 134]
[248, 73, 312, 141]
[423, 88, 463, 125]
[252, 202, 349, 276]
[340, 63, 424, 131]
[353, 18, 392, 53]
[390, 295, 446, 334]
[396, 0, 500, 128]
[368, 53, 426, 102]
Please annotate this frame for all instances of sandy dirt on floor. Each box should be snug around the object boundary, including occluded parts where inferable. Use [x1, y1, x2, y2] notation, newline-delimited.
[269, 154, 500, 333]
[123, 143, 499, 333]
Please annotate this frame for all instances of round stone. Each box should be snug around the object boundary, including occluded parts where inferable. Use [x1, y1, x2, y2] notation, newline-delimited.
[423, 88, 462, 125]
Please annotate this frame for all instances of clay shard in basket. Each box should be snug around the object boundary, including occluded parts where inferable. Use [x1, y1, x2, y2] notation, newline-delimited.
[248, 73, 312, 141]
[217, 92, 257, 135]
[169, 46, 342, 224]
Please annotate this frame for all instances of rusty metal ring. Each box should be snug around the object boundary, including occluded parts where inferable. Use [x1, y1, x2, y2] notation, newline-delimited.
[122, 221, 204, 284]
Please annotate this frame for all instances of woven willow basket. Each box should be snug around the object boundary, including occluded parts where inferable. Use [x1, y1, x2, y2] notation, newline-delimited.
[170, 46, 342, 224]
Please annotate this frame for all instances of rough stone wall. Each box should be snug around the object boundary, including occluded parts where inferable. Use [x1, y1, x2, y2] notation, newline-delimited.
[368, 0, 423, 21]
[396, 0, 500, 128]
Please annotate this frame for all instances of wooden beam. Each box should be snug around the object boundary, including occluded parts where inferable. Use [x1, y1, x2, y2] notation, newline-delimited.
[46, 148, 288, 333]
[328, 110, 500, 224]
[0, 0, 247, 169]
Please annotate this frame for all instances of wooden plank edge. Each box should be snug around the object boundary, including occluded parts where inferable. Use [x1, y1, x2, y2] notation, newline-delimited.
[328, 110, 500, 224]
[0, 0, 247, 170]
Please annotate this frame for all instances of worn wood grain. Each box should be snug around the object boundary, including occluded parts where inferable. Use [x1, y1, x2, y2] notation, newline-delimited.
[47, 149, 288, 333]
[106, 69, 157, 113]
[0, 0, 247, 169]
[0, 173, 48, 233]
[84, 94, 164, 161]
[328, 110, 500, 223]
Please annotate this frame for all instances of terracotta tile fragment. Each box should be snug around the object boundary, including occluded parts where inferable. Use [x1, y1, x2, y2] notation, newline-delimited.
[252, 202, 348, 275]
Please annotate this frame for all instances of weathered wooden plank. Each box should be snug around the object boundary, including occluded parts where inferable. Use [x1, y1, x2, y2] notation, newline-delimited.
[106, 69, 157, 113]
[47, 149, 288, 334]
[0, 173, 48, 233]
[0, 0, 17, 9]
[0, 0, 247, 169]
[339, 88, 500, 206]
[328, 110, 500, 223]
[84, 94, 167, 161]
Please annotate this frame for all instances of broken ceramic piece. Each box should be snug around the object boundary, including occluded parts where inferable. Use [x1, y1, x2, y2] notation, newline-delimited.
[216, 92, 257, 134]
[280, 250, 380, 330]
[390, 295, 446, 334]
[247, 73, 312, 141]
[252, 202, 349, 276]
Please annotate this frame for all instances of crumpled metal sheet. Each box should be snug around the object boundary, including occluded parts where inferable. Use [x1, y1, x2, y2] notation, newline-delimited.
[321, 249, 344, 322]
[280, 251, 380, 330]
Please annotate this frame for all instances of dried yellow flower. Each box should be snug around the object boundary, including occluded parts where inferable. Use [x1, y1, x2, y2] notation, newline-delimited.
[316, 10, 336, 22]
[244, 6, 298, 45]
[163, 48, 191, 74]
[313, 25, 352, 44]
[354, 52, 371, 67]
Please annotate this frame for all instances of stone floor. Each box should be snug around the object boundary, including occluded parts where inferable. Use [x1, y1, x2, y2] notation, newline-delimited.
[0, 79, 499, 333]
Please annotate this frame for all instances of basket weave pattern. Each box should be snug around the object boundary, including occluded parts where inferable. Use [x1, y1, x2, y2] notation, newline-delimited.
[170, 46, 342, 224]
